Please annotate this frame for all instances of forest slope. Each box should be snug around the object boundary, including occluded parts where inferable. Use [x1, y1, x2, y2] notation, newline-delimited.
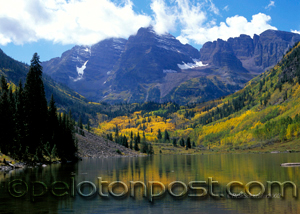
[94, 42, 300, 153]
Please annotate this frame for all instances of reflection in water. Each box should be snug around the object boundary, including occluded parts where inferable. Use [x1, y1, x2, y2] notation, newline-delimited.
[0, 153, 299, 213]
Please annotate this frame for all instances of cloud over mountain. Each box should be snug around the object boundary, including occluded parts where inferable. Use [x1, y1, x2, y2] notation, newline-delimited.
[0, 0, 277, 46]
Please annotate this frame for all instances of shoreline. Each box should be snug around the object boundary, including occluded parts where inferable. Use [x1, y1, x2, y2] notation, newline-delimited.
[1, 149, 298, 173]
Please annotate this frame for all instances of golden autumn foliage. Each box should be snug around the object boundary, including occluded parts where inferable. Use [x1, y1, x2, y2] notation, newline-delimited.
[91, 42, 300, 153]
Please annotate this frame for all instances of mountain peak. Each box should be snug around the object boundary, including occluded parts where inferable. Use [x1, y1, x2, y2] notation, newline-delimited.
[42, 29, 300, 105]
[200, 29, 300, 73]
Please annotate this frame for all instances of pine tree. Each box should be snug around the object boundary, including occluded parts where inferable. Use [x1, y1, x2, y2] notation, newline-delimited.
[142, 131, 146, 143]
[0, 75, 8, 93]
[186, 137, 191, 148]
[56, 111, 77, 160]
[115, 124, 119, 141]
[134, 137, 139, 151]
[78, 115, 83, 130]
[192, 141, 196, 147]
[15, 80, 26, 158]
[0, 89, 14, 154]
[130, 140, 133, 150]
[179, 138, 185, 147]
[47, 94, 59, 149]
[148, 144, 154, 155]
[172, 139, 177, 147]
[157, 129, 162, 140]
[87, 120, 91, 133]
[130, 131, 133, 140]
[0, 75, 14, 155]
[137, 132, 141, 144]
[164, 129, 170, 142]
[24, 53, 48, 156]
[140, 142, 148, 153]
[124, 136, 128, 148]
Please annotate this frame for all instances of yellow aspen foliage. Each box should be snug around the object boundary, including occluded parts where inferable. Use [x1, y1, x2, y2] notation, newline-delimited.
[286, 124, 299, 140]
[251, 121, 263, 129]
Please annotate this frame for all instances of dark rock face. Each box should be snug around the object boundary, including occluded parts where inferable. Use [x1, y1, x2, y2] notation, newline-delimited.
[43, 27, 200, 103]
[43, 28, 300, 104]
[200, 30, 300, 74]
[42, 38, 127, 101]
[112, 27, 200, 90]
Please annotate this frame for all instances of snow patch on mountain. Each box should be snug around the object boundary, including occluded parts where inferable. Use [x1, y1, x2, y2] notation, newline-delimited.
[163, 69, 177, 73]
[83, 46, 91, 56]
[178, 60, 208, 69]
[74, 60, 88, 81]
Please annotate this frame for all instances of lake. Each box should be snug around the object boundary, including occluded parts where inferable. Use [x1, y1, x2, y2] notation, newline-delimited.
[0, 153, 299, 213]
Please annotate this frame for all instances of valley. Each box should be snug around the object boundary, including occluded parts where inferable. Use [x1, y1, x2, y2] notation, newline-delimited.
[1, 29, 300, 160]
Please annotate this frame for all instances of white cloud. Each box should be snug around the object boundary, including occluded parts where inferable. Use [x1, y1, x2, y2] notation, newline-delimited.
[292, 30, 300, 34]
[208, 0, 219, 15]
[150, 0, 177, 34]
[176, 13, 277, 45]
[223, 5, 229, 11]
[0, 0, 151, 45]
[265, 1, 275, 9]
[150, 0, 277, 46]
[0, 0, 277, 47]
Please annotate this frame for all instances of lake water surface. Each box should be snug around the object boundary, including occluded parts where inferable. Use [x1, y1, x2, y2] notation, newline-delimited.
[0, 153, 300, 214]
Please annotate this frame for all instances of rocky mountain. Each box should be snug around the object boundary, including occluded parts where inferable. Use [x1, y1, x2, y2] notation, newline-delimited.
[0, 48, 102, 123]
[43, 38, 127, 101]
[42, 28, 300, 105]
[43, 27, 201, 103]
[200, 30, 300, 73]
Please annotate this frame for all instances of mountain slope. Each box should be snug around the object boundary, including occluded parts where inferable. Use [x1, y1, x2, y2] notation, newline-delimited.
[94, 41, 300, 152]
[43, 28, 300, 105]
[43, 38, 127, 101]
[42, 27, 201, 103]
[0, 49, 87, 106]
[200, 30, 300, 73]
[186, 41, 300, 150]
[162, 30, 300, 104]
[0, 49, 176, 123]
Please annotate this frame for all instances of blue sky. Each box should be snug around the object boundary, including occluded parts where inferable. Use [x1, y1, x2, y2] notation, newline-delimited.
[0, 0, 299, 64]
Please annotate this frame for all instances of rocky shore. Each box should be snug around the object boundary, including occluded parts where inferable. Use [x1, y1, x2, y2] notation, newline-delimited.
[0, 160, 26, 172]
[76, 130, 143, 158]
[0, 130, 144, 172]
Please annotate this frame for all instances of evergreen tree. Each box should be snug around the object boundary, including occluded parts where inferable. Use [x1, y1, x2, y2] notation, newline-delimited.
[148, 144, 154, 155]
[0, 75, 15, 155]
[186, 137, 191, 148]
[78, 115, 84, 136]
[23, 53, 48, 156]
[157, 129, 162, 140]
[142, 131, 146, 143]
[164, 129, 170, 142]
[15, 80, 26, 157]
[115, 124, 119, 140]
[140, 142, 148, 153]
[56, 111, 77, 160]
[47, 94, 59, 148]
[0, 75, 8, 93]
[130, 140, 133, 150]
[123, 136, 128, 148]
[87, 120, 91, 133]
[179, 138, 185, 147]
[0, 88, 14, 154]
[172, 139, 177, 147]
[134, 137, 139, 151]
[284, 90, 288, 101]
[137, 132, 141, 144]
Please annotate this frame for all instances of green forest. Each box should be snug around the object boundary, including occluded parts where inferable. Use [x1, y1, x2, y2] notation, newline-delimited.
[0, 53, 77, 162]
[1, 41, 300, 159]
